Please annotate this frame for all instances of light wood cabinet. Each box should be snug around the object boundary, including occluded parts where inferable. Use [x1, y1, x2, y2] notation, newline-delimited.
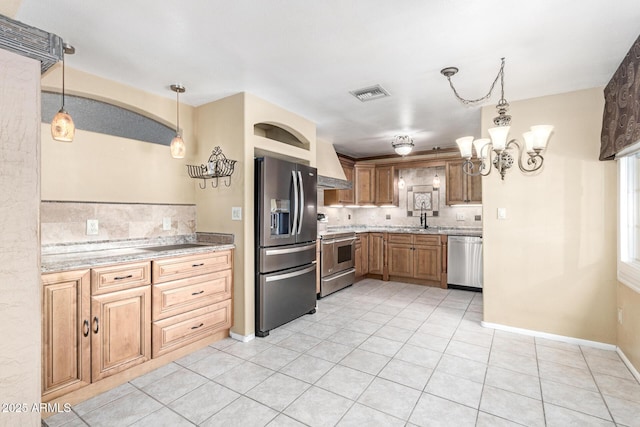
[375, 165, 398, 206]
[151, 249, 234, 358]
[324, 158, 355, 206]
[91, 286, 151, 381]
[445, 160, 482, 205]
[368, 232, 385, 275]
[355, 164, 376, 205]
[42, 269, 91, 400]
[355, 233, 369, 279]
[387, 234, 442, 284]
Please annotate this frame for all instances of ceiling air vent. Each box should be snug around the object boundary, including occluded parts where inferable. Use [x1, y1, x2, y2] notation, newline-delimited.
[350, 85, 390, 102]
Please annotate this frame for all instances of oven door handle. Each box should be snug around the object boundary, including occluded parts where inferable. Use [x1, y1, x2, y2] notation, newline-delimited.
[265, 243, 316, 255]
[323, 237, 356, 245]
[266, 264, 316, 282]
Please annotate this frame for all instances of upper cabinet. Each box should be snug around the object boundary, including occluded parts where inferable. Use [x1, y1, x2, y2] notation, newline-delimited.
[355, 164, 376, 205]
[375, 165, 398, 206]
[445, 160, 482, 205]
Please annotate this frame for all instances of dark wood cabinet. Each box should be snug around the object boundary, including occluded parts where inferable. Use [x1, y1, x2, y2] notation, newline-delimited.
[445, 160, 482, 205]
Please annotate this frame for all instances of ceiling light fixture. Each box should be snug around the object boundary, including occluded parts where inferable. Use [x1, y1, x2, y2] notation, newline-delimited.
[50, 43, 76, 142]
[441, 58, 553, 180]
[170, 84, 186, 159]
[392, 135, 414, 156]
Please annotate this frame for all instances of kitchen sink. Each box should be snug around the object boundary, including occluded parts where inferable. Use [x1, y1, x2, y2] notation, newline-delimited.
[142, 243, 207, 251]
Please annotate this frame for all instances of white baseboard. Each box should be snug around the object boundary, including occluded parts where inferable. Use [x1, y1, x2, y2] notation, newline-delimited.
[616, 347, 640, 384]
[480, 321, 617, 351]
[230, 331, 255, 342]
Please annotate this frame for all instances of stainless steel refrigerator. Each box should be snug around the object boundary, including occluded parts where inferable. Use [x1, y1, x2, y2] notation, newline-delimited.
[255, 156, 317, 337]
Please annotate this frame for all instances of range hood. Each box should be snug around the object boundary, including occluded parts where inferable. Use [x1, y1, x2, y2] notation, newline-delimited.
[316, 139, 352, 190]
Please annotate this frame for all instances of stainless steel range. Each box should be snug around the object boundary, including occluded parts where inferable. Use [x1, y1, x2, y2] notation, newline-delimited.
[319, 231, 356, 297]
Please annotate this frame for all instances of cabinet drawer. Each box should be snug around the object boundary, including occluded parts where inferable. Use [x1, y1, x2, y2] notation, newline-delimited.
[152, 300, 232, 358]
[152, 250, 233, 284]
[91, 261, 151, 295]
[388, 234, 412, 244]
[152, 270, 232, 320]
[414, 235, 441, 246]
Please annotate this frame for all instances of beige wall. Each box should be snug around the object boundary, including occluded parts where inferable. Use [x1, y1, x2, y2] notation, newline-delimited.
[0, 49, 41, 427]
[194, 93, 247, 334]
[41, 67, 196, 204]
[482, 88, 618, 344]
[0, 0, 22, 18]
[618, 283, 640, 370]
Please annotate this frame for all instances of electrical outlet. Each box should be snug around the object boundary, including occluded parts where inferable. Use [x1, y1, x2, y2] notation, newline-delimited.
[231, 207, 242, 221]
[162, 217, 172, 231]
[475, 215, 482, 221]
[386, 214, 391, 220]
[86, 219, 99, 235]
[456, 213, 465, 221]
[348, 214, 351, 220]
[618, 308, 623, 324]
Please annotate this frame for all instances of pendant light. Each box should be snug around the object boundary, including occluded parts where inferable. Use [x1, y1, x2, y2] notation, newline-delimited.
[432, 146, 441, 189]
[170, 84, 186, 159]
[50, 43, 76, 142]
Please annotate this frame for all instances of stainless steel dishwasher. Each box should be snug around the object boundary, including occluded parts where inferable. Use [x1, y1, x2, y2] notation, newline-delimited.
[447, 235, 483, 290]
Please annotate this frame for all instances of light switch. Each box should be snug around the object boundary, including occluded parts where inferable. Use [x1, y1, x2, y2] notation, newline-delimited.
[497, 207, 507, 220]
[231, 207, 242, 221]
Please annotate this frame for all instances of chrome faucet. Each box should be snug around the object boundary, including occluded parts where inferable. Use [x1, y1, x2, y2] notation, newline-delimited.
[420, 201, 429, 229]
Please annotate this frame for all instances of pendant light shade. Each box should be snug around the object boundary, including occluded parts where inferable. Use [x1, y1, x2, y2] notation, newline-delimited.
[51, 109, 75, 142]
[170, 84, 186, 159]
[51, 43, 75, 142]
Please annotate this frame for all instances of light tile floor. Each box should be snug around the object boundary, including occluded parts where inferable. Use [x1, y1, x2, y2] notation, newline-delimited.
[44, 279, 640, 427]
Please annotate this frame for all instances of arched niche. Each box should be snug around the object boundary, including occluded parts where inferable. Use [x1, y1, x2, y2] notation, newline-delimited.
[253, 122, 311, 151]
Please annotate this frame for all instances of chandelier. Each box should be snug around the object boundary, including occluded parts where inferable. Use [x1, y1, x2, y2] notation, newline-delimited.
[392, 135, 414, 156]
[441, 58, 553, 180]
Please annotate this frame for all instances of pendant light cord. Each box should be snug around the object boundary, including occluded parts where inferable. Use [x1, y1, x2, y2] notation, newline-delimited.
[176, 90, 180, 135]
[61, 52, 65, 109]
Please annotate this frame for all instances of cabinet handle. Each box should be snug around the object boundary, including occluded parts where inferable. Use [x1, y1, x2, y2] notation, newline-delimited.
[83, 320, 90, 337]
[93, 317, 99, 334]
[190, 323, 204, 330]
[191, 290, 205, 296]
[114, 274, 133, 280]
[192, 263, 205, 267]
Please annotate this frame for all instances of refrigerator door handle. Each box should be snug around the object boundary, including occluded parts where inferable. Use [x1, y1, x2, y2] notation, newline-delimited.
[265, 243, 316, 255]
[265, 264, 316, 282]
[291, 170, 299, 236]
[297, 170, 304, 235]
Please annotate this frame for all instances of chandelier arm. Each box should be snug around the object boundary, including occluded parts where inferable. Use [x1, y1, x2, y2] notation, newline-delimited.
[445, 58, 505, 106]
[462, 159, 487, 177]
[506, 139, 544, 173]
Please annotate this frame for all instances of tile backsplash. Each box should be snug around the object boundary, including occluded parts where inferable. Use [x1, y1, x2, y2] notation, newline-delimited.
[41, 201, 196, 245]
[318, 166, 482, 228]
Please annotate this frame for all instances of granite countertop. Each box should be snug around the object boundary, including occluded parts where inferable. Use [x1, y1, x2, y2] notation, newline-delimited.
[41, 233, 234, 273]
[325, 225, 482, 237]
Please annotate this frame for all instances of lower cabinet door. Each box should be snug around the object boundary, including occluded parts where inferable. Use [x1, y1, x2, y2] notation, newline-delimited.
[91, 286, 151, 381]
[152, 300, 232, 358]
[387, 243, 413, 277]
[414, 245, 442, 282]
[42, 270, 91, 400]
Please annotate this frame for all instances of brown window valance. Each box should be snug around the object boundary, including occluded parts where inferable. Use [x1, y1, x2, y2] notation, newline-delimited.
[600, 33, 640, 160]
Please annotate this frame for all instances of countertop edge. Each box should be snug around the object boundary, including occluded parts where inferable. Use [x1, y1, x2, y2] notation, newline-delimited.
[41, 244, 235, 274]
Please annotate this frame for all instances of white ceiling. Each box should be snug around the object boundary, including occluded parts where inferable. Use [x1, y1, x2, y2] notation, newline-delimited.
[15, 0, 640, 158]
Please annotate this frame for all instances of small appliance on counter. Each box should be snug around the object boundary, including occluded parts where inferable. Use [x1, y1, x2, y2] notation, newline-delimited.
[254, 156, 318, 337]
[317, 212, 328, 234]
